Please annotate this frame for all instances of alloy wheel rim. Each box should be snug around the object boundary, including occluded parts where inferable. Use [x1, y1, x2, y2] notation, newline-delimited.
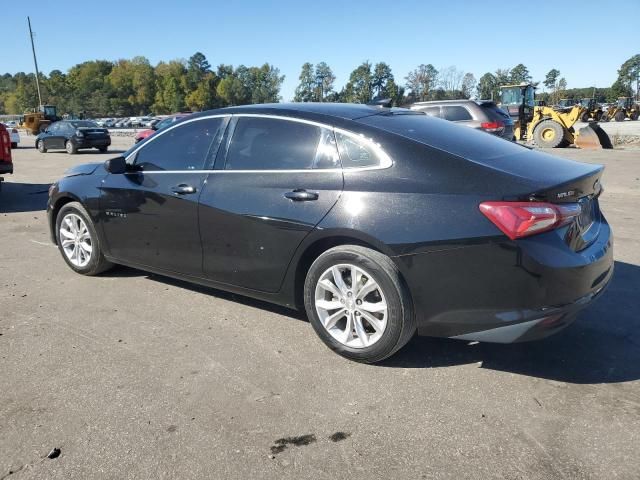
[59, 213, 92, 267]
[314, 263, 388, 349]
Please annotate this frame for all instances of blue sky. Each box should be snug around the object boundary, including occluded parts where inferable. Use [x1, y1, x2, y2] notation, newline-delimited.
[4, 0, 639, 101]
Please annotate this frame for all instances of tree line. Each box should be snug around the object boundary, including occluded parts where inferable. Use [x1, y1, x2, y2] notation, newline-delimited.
[0, 52, 284, 116]
[1, 52, 637, 116]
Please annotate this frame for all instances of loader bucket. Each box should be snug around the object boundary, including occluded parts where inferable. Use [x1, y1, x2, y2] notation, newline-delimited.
[574, 123, 613, 149]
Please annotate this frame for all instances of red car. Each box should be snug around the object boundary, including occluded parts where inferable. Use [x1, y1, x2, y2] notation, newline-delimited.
[0, 123, 13, 190]
[134, 114, 191, 143]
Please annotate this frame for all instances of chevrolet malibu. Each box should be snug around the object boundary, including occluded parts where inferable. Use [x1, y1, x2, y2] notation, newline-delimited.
[47, 103, 613, 363]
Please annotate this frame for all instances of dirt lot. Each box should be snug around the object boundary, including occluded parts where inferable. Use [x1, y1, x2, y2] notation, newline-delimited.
[1, 134, 639, 479]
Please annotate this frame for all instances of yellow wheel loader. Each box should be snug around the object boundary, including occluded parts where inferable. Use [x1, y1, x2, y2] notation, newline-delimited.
[578, 98, 603, 122]
[499, 83, 611, 149]
[601, 97, 639, 122]
[19, 105, 59, 135]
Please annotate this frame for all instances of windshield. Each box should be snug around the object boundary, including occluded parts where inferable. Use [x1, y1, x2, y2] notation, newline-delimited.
[70, 120, 99, 128]
[500, 86, 534, 108]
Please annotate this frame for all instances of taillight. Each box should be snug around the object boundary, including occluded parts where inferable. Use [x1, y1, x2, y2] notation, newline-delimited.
[479, 201, 581, 240]
[480, 121, 504, 132]
[1, 130, 11, 162]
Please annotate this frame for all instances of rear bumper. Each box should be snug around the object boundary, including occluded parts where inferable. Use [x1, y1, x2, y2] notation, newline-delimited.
[395, 218, 613, 343]
[75, 137, 111, 148]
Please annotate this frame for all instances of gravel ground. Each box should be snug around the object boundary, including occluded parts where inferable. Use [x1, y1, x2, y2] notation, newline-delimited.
[1, 134, 639, 479]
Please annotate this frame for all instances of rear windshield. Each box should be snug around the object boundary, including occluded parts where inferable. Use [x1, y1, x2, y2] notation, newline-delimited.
[358, 114, 524, 162]
[479, 103, 511, 122]
[70, 121, 99, 128]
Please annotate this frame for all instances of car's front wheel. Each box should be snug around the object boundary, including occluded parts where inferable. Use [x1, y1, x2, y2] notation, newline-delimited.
[55, 202, 113, 275]
[37, 140, 47, 153]
[65, 140, 77, 154]
[304, 245, 415, 363]
[98, 146, 108, 153]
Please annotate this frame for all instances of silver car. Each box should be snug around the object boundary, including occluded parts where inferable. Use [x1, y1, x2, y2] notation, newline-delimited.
[410, 100, 514, 141]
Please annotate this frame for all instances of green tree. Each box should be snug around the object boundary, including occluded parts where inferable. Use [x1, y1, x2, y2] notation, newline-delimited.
[294, 62, 316, 102]
[405, 64, 438, 101]
[344, 61, 373, 103]
[186, 72, 219, 111]
[153, 60, 187, 113]
[186, 52, 211, 91]
[544, 69, 561, 104]
[617, 54, 640, 100]
[477, 72, 497, 100]
[372, 62, 393, 98]
[314, 62, 335, 101]
[509, 64, 532, 84]
[217, 75, 248, 106]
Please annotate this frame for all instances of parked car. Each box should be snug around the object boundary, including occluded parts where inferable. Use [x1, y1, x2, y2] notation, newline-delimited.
[36, 120, 111, 154]
[410, 100, 515, 140]
[0, 123, 13, 180]
[2, 123, 20, 148]
[115, 118, 131, 128]
[46, 103, 613, 363]
[134, 114, 191, 143]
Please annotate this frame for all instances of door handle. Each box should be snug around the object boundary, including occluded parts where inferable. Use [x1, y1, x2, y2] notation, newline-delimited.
[284, 189, 319, 201]
[171, 184, 197, 195]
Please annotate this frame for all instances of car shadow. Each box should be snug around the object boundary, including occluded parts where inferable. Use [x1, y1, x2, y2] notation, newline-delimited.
[101, 265, 306, 321]
[382, 260, 640, 384]
[44, 149, 127, 155]
[0, 182, 51, 213]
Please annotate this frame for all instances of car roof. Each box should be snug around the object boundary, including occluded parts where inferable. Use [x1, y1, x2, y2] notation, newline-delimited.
[411, 99, 477, 105]
[192, 102, 396, 122]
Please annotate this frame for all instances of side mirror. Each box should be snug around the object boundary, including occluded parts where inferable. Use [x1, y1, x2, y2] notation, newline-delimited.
[104, 156, 127, 174]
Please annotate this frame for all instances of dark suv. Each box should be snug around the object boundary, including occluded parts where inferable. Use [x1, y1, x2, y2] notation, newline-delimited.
[36, 120, 111, 154]
[409, 100, 514, 140]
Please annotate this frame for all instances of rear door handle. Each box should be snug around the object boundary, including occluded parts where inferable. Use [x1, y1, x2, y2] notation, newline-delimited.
[171, 184, 197, 195]
[284, 189, 319, 201]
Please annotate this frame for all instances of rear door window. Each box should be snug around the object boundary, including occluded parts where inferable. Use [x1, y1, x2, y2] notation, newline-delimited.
[225, 117, 337, 170]
[441, 106, 473, 121]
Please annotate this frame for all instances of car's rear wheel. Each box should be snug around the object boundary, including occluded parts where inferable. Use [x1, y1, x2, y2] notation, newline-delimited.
[533, 119, 564, 148]
[37, 140, 47, 153]
[98, 146, 108, 153]
[304, 245, 415, 363]
[65, 140, 77, 154]
[56, 202, 113, 276]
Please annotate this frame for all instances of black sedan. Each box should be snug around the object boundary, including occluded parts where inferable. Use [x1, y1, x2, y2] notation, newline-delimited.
[46, 103, 613, 363]
[36, 120, 111, 154]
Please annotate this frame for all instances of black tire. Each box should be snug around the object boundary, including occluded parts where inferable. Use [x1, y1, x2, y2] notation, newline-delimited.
[533, 119, 565, 148]
[11, 142, 17, 149]
[37, 140, 47, 153]
[98, 146, 108, 153]
[580, 112, 590, 123]
[65, 140, 77, 154]
[304, 245, 415, 363]
[595, 111, 603, 121]
[630, 112, 639, 121]
[600, 114, 609, 122]
[614, 111, 626, 122]
[55, 202, 113, 276]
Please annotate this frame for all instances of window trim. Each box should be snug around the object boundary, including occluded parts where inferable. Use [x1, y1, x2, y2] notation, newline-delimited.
[125, 113, 393, 174]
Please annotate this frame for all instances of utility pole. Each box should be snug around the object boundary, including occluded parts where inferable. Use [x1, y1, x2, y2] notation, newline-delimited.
[27, 16, 43, 107]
